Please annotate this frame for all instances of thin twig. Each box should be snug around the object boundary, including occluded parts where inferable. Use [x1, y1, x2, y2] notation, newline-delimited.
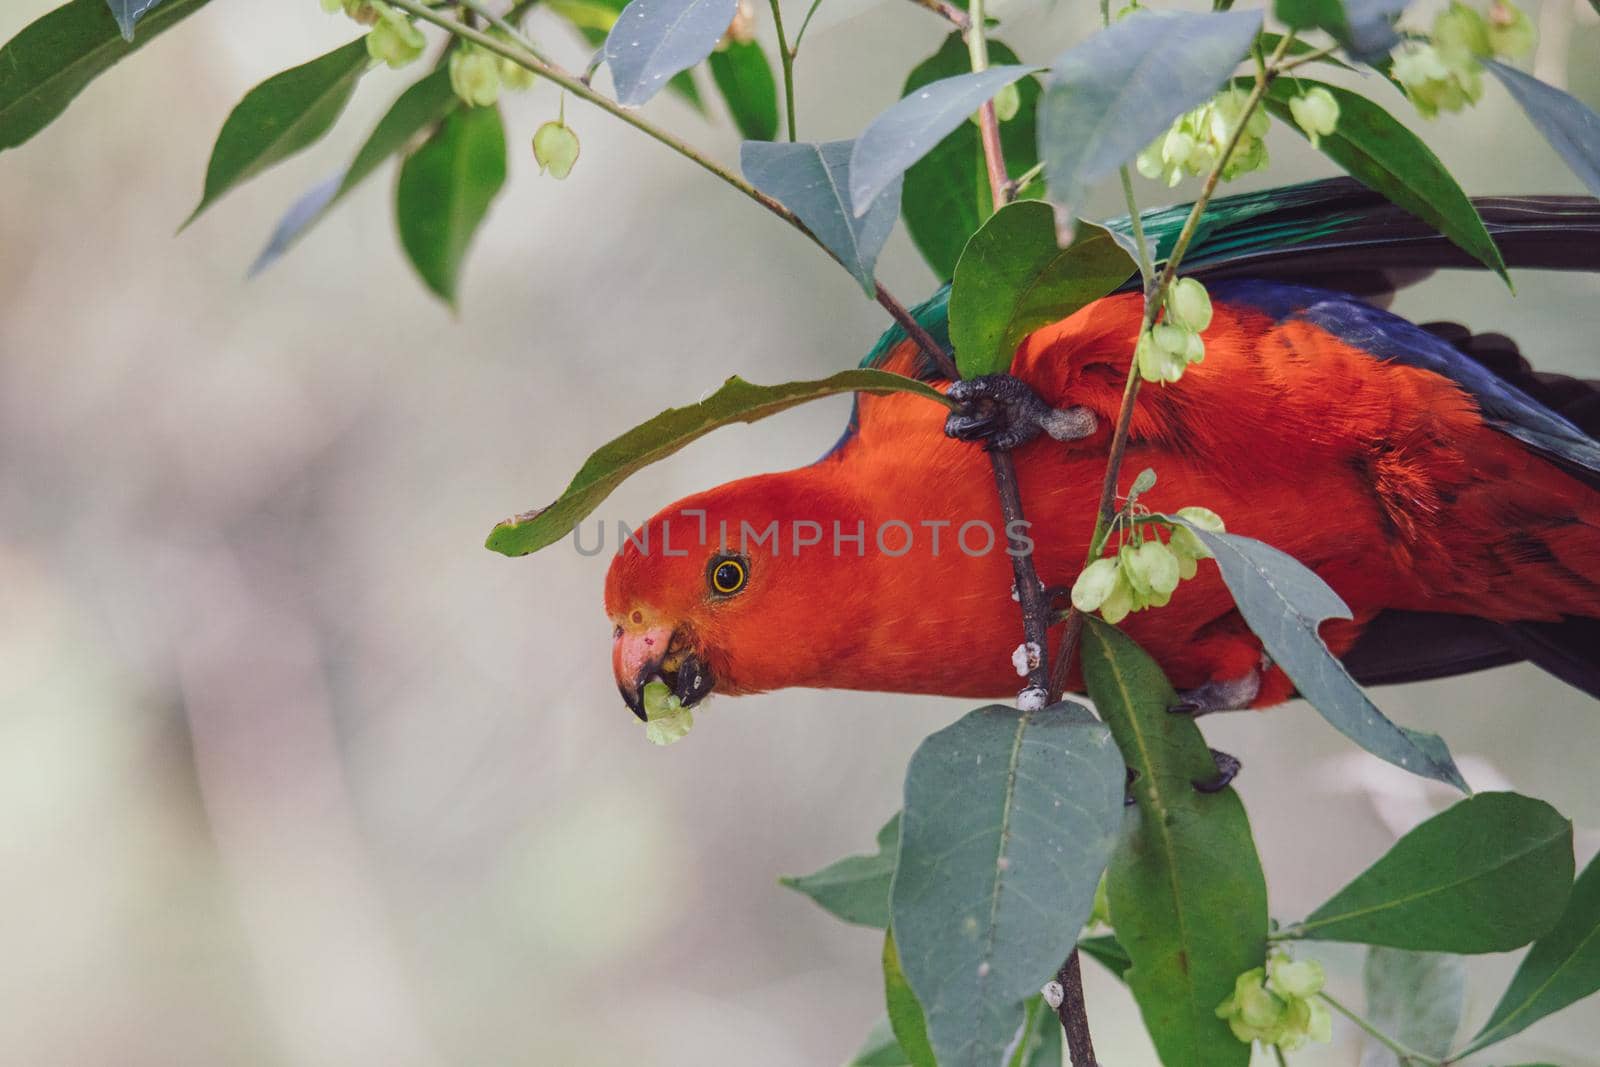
[386, 0, 954, 374]
[790, 0, 829, 51]
[767, 0, 799, 139]
[1055, 951, 1099, 1066]
[964, 0, 1008, 211]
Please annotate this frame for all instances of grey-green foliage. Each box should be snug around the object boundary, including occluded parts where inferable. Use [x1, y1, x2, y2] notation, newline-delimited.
[781, 813, 899, 929]
[891, 702, 1123, 1067]
[1359, 948, 1465, 1066]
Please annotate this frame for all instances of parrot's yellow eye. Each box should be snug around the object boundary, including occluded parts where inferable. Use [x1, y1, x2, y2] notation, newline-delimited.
[709, 556, 748, 596]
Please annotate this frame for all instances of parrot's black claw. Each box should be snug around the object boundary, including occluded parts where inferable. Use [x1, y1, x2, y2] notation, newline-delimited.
[1168, 669, 1263, 717]
[944, 375, 1097, 452]
[1193, 748, 1242, 793]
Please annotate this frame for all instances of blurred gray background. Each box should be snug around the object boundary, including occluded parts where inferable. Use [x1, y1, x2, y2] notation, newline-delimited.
[1, 0, 1597, 1063]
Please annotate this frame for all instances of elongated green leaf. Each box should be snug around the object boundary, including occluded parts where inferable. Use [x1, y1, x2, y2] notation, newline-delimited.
[1464, 850, 1600, 1053]
[601, 0, 736, 107]
[396, 103, 507, 307]
[949, 203, 1136, 378]
[901, 35, 1042, 281]
[891, 702, 1124, 1067]
[1484, 59, 1600, 199]
[1260, 79, 1506, 280]
[883, 932, 937, 1067]
[106, 0, 162, 40]
[781, 813, 899, 928]
[486, 370, 951, 556]
[0, 0, 213, 151]
[1292, 792, 1572, 952]
[1037, 9, 1262, 217]
[848, 1017, 913, 1067]
[708, 40, 778, 141]
[1175, 522, 1467, 790]
[185, 38, 371, 228]
[1360, 948, 1464, 1067]
[253, 66, 459, 275]
[849, 64, 1044, 216]
[742, 140, 901, 295]
[1078, 933, 1132, 980]
[1082, 618, 1265, 1067]
[568, 0, 704, 111]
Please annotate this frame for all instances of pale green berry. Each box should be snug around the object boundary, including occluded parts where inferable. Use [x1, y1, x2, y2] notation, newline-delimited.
[993, 83, 1021, 123]
[1099, 577, 1135, 624]
[1487, 0, 1535, 58]
[1305, 997, 1332, 1044]
[1168, 277, 1213, 332]
[1162, 128, 1197, 171]
[450, 47, 503, 107]
[1393, 43, 1482, 118]
[533, 120, 581, 178]
[1072, 557, 1122, 613]
[1266, 954, 1326, 999]
[1223, 135, 1269, 180]
[1289, 87, 1340, 148]
[1136, 141, 1166, 181]
[366, 3, 425, 68]
[1434, 2, 1491, 62]
[642, 680, 695, 744]
[1132, 540, 1181, 597]
[1177, 505, 1225, 533]
[1136, 329, 1186, 383]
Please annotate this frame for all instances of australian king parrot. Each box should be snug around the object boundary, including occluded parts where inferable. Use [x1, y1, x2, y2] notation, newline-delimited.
[605, 178, 1600, 723]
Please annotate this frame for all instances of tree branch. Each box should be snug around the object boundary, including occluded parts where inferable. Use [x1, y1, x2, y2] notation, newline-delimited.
[902, 0, 971, 29]
[1055, 951, 1099, 1066]
[388, 0, 955, 376]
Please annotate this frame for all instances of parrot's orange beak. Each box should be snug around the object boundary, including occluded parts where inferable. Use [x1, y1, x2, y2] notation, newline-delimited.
[612, 619, 715, 720]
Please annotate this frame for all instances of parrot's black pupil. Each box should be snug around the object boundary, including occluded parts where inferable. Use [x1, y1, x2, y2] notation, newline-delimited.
[714, 560, 744, 593]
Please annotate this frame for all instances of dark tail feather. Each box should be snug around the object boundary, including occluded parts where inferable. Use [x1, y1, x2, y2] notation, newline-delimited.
[1345, 612, 1600, 701]
[1163, 177, 1600, 301]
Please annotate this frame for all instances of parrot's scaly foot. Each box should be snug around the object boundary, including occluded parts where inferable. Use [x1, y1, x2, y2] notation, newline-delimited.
[944, 375, 1098, 452]
[1193, 748, 1242, 793]
[1168, 668, 1262, 716]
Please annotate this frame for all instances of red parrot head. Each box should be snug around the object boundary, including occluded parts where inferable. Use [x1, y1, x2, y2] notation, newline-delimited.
[604, 473, 874, 719]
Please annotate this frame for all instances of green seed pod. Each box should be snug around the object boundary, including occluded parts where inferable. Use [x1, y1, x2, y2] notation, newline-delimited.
[642, 680, 695, 744]
[366, 4, 425, 68]
[992, 83, 1021, 123]
[533, 120, 581, 179]
[1071, 557, 1121, 613]
[1266, 955, 1326, 1000]
[1433, 1, 1492, 62]
[1288, 86, 1340, 148]
[450, 47, 503, 107]
[1486, 0, 1535, 58]
[1167, 277, 1214, 332]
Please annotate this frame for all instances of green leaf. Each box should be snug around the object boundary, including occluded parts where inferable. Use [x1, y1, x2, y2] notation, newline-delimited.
[0, 0, 213, 151]
[890, 702, 1124, 1067]
[1463, 849, 1600, 1053]
[1259, 79, 1507, 280]
[780, 813, 899, 929]
[1078, 933, 1132, 981]
[253, 65, 459, 275]
[485, 370, 951, 556]
[1174, 521, 1468, 791]
[1360, 948, 1465, 1066]
[949, 203, 1136, 378]
[395, 103, 508, 307]
[1037, 9, 1263, 217]
[601, 0, 736, 107]
[1293, 792, 1573, 952]
[1274, 0, 1405, 62]
[847, 1017, 913, 1067]
[741, 140, 901, 295]
[184, 37, 372, 228]
[901, 35, 1042, 281]
[106, 0, 162, 40]
[708, 40, 778, 141]
[1484, 59, 1600, 199]
[567, 0, 705, 111]
[883, 932, 937, 1067]
[848, 64, 1043, 215]
[1081, 618, 1265, 1067]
